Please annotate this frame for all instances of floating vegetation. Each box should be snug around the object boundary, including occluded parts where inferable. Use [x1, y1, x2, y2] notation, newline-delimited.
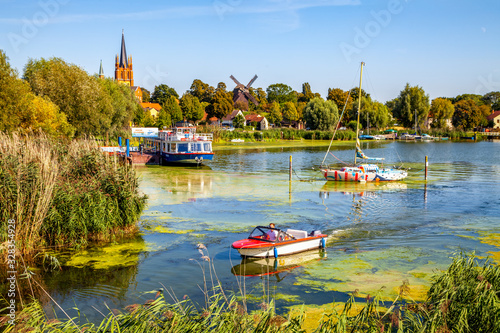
[63, 238, 147, 269]
[293, 247, 443, 301]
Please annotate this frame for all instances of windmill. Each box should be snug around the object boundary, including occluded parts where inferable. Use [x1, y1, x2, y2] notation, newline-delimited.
[230, 74, 259, 109]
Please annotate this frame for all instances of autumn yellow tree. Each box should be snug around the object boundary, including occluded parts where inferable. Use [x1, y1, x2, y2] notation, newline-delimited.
[0, 50, 73, 136]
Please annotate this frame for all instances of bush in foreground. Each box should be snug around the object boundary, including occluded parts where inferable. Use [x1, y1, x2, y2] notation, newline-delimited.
[0, 131, 147, 253]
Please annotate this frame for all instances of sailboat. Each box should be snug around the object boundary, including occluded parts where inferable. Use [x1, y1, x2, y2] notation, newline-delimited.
[320, 62, 408, 182]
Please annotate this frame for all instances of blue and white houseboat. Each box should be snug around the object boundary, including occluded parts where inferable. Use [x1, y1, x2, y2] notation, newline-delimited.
[145, 126, 214, 164]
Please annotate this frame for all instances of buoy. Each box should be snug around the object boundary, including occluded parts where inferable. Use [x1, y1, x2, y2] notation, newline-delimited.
[273, 247, 278, 258]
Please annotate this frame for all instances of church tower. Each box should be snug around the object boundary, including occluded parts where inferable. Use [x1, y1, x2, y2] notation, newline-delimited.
[114, 31, 134, 86]
[98, 60, 104, 79]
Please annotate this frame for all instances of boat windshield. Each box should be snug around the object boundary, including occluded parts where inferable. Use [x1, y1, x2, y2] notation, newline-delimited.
[248, 226, 291, 243]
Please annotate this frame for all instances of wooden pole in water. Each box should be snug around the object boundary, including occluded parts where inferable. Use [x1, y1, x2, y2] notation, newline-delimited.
[425, 155, 428, 180]
[289, 155, 292, 181]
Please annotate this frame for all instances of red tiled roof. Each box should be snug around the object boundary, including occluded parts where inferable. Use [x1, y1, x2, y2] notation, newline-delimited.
[140, 102, 161, 111]
[245, 114, 265, 122]
[487, 110, 500, 121]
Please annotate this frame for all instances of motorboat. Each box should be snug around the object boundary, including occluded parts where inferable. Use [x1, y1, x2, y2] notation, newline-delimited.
[232, 226, 327, 258]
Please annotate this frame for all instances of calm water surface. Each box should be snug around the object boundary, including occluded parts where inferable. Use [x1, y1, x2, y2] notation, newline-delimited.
[40, 141, 500, 318]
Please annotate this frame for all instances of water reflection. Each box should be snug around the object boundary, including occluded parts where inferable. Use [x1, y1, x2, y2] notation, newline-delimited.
[231, 250, 326, 279]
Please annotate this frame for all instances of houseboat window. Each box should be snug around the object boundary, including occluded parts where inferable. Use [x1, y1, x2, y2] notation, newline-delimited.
[192, 143, 203, 152]
[204, 143, 211, 151]
[171, 143, 176, 152]
[163, 142, 166, 152]
[177, 143, 189, 152]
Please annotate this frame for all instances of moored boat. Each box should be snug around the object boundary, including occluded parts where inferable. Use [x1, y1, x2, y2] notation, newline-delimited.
[320, 62, 408, 182]
[145, 125, 214, 164]
[322, 164, 407, 182]
[232, 226, 327, 258]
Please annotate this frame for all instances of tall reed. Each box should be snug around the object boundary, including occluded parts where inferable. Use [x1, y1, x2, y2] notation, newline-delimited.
[0, 131, 147, 254]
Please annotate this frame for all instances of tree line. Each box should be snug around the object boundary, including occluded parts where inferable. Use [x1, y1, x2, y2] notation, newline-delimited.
[1, 49, 499, 138]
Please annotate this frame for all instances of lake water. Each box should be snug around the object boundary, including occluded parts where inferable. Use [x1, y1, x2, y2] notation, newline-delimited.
[32, 141, 500, 319]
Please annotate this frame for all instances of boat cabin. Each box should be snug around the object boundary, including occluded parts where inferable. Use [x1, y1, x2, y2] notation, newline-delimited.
[339, 164, 380, 173]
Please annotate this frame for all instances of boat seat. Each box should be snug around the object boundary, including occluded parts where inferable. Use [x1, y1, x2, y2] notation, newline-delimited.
[286, 229, 308, 239]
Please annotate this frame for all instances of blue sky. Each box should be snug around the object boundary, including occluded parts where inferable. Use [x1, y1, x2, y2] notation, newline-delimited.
[1, 0, 499, 102]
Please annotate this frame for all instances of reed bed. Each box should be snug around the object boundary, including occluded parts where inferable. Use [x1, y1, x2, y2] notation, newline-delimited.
[0, 131, 147, 254]
[2, 252, 497, 332]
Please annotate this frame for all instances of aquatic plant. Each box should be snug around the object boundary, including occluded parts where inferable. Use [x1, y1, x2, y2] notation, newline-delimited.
[0, 131, 147, 254]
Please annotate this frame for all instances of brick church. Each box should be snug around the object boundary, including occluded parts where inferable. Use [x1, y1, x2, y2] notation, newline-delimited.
[99, 31, 143, 103]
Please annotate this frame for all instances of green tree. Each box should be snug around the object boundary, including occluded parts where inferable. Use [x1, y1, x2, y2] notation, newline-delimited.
[206, 82, 233, 120]
[430, 98, 454, 128]
[282, 101, 298, 124]
[482, 91, 500, 107]
[180, 93, 204, 122]
[298, 82, 315, 103]
[23, 57, 114, 136]
[155, 109, 171, 129]
[452, 99, 486, 130]
[0, 49, 32, 131]
[266, 83, 297, 105]
[97, 78, 137, 135]
[363, 100, 390, 129]
[266, 102, 283, 126]
[453, 93, 484, 106]
[189, 79, 215, 103]
[391, 83, 430, 129]
[233, 113, 245, 129]
[151, 84, 179, 106]
[141, 88, 151, 103]
[303, 97, 339, 131]
[327, 88, 352, 121]
[163, 95, 183, 125]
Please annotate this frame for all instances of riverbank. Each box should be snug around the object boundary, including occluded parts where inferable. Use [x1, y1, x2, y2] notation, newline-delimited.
[213, 139, 339, 151]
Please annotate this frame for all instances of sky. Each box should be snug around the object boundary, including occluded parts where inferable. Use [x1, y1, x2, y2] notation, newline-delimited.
[1, 0, 499, 103]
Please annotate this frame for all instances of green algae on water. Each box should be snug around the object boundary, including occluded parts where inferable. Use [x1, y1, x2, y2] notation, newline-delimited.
[64, 239, 147, 269]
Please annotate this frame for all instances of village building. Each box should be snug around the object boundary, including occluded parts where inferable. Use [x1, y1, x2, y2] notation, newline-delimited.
[425, 114, 453, 129]
[140, 102, 162, 119]
[131, 86, 142, 103]
[222, 110, 245, 127]
[487, 110, 500, 129]
[245, 114, 269, 130]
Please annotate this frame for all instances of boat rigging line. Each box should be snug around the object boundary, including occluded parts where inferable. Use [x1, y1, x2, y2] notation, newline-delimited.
[320, 89, 352, 167]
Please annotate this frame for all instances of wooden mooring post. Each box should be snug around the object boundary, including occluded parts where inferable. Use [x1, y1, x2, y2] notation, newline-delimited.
[425, 155, 428, 181]
[289, 155, 292, 181]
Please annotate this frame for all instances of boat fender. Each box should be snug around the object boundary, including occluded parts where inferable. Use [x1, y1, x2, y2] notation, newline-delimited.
[321, 238, 326, 249]
[273, 247, 278, 258]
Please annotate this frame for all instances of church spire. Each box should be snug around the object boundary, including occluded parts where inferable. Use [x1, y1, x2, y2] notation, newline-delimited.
[119, 30, 128, 68]
[99, 59, 104, 79]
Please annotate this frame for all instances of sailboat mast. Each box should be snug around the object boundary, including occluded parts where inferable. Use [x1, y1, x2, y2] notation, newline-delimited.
[354, 62, 364, 164]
